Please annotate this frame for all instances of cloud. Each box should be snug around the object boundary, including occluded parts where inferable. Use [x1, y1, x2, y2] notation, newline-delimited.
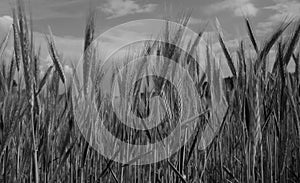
[64, 64, 73, 74]
[99, 0, 157, 19]
[234, 2, 258, 17]
[188, 17, 203, 26]
[256, 22, 275, 36]
[264, 0, 300, 21]
[0, 16, 13, 38]
[0, 16, 14, 64]
[257, 0, 300, 36]
[206, 0, 258, 17]
[0, 16, 12, 29]
[0, 0, 88, 21]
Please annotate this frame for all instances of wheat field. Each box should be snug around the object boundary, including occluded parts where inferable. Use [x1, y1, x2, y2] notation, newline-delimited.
[0, 1, 300, 183]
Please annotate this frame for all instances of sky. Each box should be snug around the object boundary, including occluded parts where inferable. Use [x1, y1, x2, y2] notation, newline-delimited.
[0, 0, 299, 77]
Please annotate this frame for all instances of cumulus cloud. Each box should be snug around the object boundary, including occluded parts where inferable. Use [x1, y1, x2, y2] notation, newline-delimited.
[206, 0, 259, 17]
[99, 0, 157, 19]
[0, 16, 12, 29]
[257, 0, 300, 36]
[264, 0, 300, 21]
[234, 2, 258, 17]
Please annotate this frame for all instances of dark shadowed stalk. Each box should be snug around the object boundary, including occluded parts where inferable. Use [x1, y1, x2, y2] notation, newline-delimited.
[36, 65, 53, 95]
[7, 57, 16, 91]
[245, 18, 259, 53]
[278, 44, 289, 182]
[167, 160, 187, 183]
[50, 140, 76, 183]
[293, 53, 299, 85]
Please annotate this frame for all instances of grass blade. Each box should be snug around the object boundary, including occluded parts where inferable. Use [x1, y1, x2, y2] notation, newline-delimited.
[245, 18, 258, 53]
[167, 160, 187, 183]
[218, 34, 237, 77]
[37, 65, 53, 95]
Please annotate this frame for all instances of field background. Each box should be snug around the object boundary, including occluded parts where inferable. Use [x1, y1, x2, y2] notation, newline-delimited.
[0, 1, 300, 183]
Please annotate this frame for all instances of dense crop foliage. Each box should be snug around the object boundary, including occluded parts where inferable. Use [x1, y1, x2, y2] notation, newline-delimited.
[0, 1, 299, 182]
